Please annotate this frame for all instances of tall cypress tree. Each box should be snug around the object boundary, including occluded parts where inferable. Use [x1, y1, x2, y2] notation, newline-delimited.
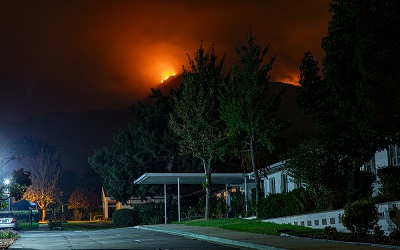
[219, 30, 286, 215]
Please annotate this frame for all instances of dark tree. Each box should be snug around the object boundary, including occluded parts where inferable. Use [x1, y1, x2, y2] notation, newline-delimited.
[89, 88, 181, 203]
[59, 169, 79, 203]
[294, 0, 400, 202]
[9, 168, 32, 201]
[219, 30, 286, 214]
[169, 43, 226, 219]
[130, 88, 179, 172]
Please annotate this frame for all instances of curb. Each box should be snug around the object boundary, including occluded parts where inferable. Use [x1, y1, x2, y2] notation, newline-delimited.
[134, 225, 285, 250]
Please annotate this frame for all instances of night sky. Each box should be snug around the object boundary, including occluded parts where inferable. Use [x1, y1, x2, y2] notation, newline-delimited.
[0, 1, 331, 122]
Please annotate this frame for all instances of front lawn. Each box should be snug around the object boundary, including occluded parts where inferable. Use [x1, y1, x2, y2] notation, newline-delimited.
[175, 218, 319, 236]
[177, 218, 400, 247]
[17, 222, 39, 231]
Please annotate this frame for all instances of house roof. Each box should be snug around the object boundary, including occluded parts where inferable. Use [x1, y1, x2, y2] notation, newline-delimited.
[133, 172, 254, 185]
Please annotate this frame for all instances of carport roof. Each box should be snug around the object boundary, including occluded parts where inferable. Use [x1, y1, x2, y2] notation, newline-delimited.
[133, 172, 253, 185]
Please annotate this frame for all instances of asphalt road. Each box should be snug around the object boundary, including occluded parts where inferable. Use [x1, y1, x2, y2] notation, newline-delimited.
[10, 227, 244, 250]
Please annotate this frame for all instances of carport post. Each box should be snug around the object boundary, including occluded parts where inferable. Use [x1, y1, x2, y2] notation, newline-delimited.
[244, 177, 248, 214]
[164, 183, 167, 224]
[178, 177, 181, 222]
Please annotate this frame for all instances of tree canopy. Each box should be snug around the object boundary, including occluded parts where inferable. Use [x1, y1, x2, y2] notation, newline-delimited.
[219, 30, 286, 211]
[89, 89, 179, 202]
[297, 0, 400, 164]
[21, 143, 62, 222]
[288, 0, 400, 205]
[169, 43, 226, 218]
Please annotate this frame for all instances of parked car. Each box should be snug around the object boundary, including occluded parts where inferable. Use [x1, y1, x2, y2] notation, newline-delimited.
[0, 212, 17, 229]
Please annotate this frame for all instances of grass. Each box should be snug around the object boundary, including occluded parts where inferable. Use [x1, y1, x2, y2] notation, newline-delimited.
[175, 218, 321, 236]
[176, 218, 400, 247]
[62, 220, 116, 231]
[17, 222, 39, 231]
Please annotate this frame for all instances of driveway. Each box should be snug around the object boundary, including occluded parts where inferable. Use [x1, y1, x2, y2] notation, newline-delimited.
[10, 227, 242, 250]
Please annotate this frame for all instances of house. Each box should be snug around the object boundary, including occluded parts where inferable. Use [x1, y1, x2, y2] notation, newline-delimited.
[101, 187, 164, 219]
[259, 146, 400, 235]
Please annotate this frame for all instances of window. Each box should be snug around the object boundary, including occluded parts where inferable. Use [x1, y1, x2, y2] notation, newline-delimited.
[269, 178, 276, 194]
[361, 156, 376, 174]
[389, 145, 400, 167]
[281, 174, 288, 193]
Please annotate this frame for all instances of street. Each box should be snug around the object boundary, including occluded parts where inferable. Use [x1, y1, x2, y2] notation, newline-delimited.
[10, 227, 243, 250]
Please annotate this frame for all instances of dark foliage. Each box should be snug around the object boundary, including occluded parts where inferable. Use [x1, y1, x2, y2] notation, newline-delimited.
[341, 199, 378, 235]
[112, 208, 139, 227]
[258, 188, 316, 219]
[377, 166, 400, 200]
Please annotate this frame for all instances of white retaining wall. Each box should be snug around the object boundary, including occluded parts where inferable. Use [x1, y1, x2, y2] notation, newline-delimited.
[262, 200, 400, 235]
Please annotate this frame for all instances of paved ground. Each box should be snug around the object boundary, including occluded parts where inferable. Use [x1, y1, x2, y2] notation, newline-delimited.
[139, 224, 400, 250]
[9, 224, 400, 250]
[10, 225, 240, 250]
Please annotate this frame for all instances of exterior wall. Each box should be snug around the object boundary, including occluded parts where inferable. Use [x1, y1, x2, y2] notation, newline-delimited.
[375, 149, 389, 169]
[259, 150, 400, 234]
[263, 209, 347, 232]
[263, 200, 400, 235]
[261, 161, 296, 196]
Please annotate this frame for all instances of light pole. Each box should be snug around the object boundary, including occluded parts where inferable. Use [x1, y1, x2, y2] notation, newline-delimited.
[4, 179, 11, 211]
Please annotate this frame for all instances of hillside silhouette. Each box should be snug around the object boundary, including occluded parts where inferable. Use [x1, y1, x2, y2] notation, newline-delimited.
[0, 75, 314, 176]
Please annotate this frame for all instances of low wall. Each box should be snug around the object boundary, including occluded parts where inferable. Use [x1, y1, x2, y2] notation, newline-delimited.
[262, 200, 400, 235]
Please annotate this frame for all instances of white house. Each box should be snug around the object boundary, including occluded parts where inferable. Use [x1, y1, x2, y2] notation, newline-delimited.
[259, 146, 400, 235]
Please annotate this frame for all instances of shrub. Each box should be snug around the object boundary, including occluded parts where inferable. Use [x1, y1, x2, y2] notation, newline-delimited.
[324, 226, 338, 236]
[138, 202, 164, 225]
[341, 199, 378, 235]
[228, 191, 245, 217]
[11, 210, 40, 223]
[112, 208, 139, 227]
[389, 228, 400, 240]
[373, 225, 384, 237]
[0, 229, 19, 239]
[258, 188, 316, 219]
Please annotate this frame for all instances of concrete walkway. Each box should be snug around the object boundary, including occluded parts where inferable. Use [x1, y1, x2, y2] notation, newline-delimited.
[37, 223, 50, 231]
[136, 224, 400, 250]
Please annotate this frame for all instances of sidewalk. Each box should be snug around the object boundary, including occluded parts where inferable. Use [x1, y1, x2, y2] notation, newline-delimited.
[136, 224, 399, 250]
[37, 223, 50, 231]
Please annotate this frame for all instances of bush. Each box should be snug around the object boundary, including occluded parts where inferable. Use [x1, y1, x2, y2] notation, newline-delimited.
[0, 229, 19, 239]
[11, 210, 40, 223]
[324, 226, 338, 236]
[112, 208, 139, 227]
[389, 228, 400, 240]
[258, 188, 316, 219]
[138, 202, 164, 225]
[341, 199, 378, 235]
[228, 191, 245, 217]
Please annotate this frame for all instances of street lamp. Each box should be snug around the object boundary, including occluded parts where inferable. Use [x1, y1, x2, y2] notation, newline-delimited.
[3, 179, 11, 211]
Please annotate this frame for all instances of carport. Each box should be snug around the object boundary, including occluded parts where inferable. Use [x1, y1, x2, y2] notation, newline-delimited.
[133, 172, 253, 223]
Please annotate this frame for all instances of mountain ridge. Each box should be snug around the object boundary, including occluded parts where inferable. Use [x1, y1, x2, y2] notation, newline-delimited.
[0, 76, 314, 176]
